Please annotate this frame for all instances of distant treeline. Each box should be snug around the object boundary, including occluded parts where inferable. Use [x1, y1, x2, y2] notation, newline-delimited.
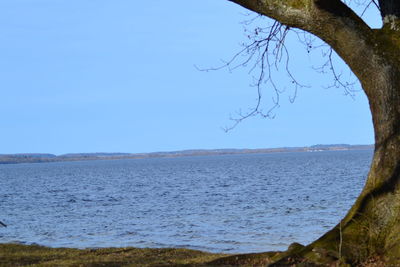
[0, 144, 374, 164]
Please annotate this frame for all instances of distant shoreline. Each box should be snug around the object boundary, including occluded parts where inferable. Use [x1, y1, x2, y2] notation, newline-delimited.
[0, 144, 373, 165]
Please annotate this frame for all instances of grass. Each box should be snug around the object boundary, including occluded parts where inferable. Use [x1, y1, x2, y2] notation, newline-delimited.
[0, 243, 228, 267]
[1, 243, 389, 266]
[0, 243, 286, 266]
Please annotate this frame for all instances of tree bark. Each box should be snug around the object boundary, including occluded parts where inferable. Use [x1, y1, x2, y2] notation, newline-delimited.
[226, 0, 400, 264]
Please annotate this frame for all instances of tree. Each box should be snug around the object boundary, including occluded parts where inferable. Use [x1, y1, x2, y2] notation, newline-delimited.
[223, 0, 400, 265]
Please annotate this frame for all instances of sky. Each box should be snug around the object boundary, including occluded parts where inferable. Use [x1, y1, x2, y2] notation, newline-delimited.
[0, 1, 381, 154]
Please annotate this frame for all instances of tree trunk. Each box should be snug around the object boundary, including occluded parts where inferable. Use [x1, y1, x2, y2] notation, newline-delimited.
[225, 0, 400, 265]
[273, 26, 400, 266]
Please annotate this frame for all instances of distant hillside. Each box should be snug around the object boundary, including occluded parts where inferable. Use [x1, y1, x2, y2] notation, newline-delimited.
[60, 153, 131, 158]
[0, 144, 374, 164]
[0, 154, 58, 164]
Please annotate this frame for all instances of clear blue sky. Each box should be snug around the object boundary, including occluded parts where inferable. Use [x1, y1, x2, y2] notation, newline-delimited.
[0, 1, 379, 154]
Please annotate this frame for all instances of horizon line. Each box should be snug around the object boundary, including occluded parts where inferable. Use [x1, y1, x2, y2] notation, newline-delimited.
[1, 143, 374, 157]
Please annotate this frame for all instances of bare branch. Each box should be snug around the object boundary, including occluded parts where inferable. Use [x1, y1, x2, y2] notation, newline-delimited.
[200, 0, 377, 131]
[212, 21, 310, 131]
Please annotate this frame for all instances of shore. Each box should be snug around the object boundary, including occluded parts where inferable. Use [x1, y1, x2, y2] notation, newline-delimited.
[0, 144, 373, 164]
[0, 243, 224, 266]
[0, 243, 284, 266]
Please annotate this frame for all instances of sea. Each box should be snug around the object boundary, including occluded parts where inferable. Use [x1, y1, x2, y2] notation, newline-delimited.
[0, 149, 372, 253]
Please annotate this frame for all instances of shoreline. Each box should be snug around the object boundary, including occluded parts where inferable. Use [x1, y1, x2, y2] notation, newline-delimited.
[0, 242, 387, 266]
[0, 242, 238, 266]
[0, 144, 373, 165]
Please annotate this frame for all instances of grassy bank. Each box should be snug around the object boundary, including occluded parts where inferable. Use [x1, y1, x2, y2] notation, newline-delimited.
[0, 243, 231, 266]
[0, 243, 283, 266]
[0, 243, 389, 266]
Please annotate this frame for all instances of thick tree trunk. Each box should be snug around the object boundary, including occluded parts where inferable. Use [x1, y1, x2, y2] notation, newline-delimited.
[273, 27, 400, 266]
[224, 0, 400, 265]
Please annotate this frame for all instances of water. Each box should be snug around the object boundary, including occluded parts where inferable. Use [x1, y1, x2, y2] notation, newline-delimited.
[0, 150, 372, 253]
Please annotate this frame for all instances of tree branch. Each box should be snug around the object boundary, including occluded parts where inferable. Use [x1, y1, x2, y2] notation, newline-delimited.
[228, 0, 377, 95]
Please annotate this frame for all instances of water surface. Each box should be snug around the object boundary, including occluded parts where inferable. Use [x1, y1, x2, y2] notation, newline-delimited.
[0, 150, 372, 253]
